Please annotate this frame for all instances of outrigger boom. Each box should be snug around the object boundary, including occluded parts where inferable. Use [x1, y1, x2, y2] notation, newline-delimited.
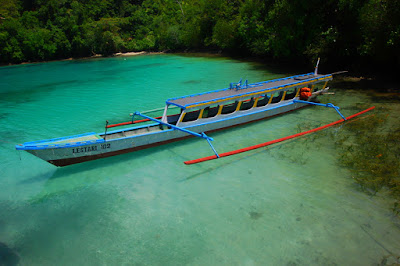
[293, 100, 347, 120]
[133, 112, 220, 158]
[184, 106, 375, 165]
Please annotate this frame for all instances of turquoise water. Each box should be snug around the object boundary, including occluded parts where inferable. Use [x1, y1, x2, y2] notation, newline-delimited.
[0, 54, 399, 265]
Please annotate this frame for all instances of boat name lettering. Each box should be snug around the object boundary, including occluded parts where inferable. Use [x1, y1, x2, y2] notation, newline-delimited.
[72, 146, 97, 154]
[72, 143, 110, 154]
[101, 143, 111, 149]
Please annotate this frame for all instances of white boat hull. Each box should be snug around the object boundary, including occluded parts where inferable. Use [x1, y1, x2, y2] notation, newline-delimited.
[20, 100, 307, 166]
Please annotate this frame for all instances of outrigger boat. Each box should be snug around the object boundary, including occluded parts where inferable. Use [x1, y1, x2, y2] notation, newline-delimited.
[16, 65, 337, 167]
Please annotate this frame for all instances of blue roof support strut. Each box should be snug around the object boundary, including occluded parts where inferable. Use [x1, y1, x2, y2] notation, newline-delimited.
[293, 100, 347, 120]
[133, 112, 220, 157]
[203, 133, 220, 158]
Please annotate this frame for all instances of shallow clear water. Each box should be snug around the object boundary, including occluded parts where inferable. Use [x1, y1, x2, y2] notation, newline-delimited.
[0, 54, 399, 265]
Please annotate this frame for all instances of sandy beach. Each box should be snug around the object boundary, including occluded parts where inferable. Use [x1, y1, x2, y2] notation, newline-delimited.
[114, 51, 147, 57]
[1, 51, 165, 67]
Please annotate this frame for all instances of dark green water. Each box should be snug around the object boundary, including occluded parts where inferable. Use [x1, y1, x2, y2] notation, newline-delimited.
[0, 54, 399, 265]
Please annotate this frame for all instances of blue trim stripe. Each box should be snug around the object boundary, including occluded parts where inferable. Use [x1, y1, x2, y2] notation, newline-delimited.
[16, 139, 105, 150]
[165, 101, 185, 109]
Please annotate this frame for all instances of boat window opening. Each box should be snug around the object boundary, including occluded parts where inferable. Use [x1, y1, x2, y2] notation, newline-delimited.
[240, 97, 255, 110]
[208, 106, 219, 117]
[221, 101, 238, 114]
[166, 116, 179, 125]
[285, 88, 297, 100]
[256, 94, 269, 107]
[270, 91, 284, 103]
[165, 107, 181, 125]
[202, 105, 219, 118]
[201, 107, 208, 118]
[165, 106, 181, 116]
[182, 109, 201, 122]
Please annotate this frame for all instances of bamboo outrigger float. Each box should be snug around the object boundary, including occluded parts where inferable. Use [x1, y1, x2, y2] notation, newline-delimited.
[17, 64, 346, 167]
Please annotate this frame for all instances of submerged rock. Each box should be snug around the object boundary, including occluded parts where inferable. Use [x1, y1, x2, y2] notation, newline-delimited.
[249, 211, 262, 220]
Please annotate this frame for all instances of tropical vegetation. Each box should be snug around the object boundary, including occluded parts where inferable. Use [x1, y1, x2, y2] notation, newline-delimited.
[0, 0, 399, 73]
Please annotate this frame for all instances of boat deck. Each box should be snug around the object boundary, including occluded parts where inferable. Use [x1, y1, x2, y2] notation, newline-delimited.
[42, 134, 103, 145]
[21, 133, 104, 148]
[104, 124, 164, 140]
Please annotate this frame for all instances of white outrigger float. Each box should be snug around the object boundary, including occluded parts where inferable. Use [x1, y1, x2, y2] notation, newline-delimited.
[16, 67, 337, 167]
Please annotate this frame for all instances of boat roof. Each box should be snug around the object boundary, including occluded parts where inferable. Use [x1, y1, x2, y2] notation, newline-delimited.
[166, 72, 332, 109]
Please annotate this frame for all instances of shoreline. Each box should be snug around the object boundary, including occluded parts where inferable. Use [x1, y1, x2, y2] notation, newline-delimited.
[2, 52, 400, 90]
[0, 51, 164, 67]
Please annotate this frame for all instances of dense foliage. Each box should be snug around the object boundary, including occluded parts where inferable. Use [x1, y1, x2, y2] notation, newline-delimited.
[1, 0, 399, 72]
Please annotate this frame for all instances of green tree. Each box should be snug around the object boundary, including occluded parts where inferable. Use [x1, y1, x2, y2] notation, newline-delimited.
[359, 0, 400, 69]
[212, 19, 238, 49]
[0, 0, 399, 72]
[0, 0, 20, 18]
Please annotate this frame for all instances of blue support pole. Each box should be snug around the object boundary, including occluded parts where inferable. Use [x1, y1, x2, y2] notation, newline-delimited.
[203, 133, 220, 158]
[134, 112, 215, 141]
[293, 100, 347, 120]
[326, 103, 347, 120]
[135, 111, 220, 157]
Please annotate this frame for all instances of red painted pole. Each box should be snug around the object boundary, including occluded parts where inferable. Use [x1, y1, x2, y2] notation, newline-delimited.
[184, 106, 375, 165]
[106, 116, 163, 128]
